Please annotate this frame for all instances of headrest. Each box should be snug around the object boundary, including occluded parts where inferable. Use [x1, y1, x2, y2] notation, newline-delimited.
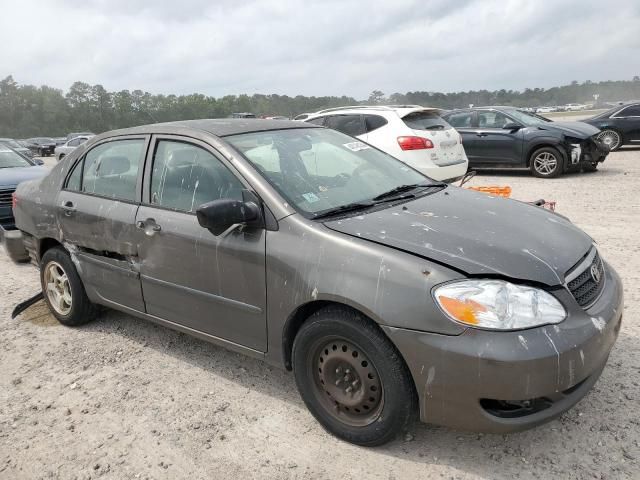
[96, 155, 130, 176]
[167, 148, 198, 169]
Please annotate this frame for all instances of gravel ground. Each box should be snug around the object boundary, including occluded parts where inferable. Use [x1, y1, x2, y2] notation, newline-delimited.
[1, 148, 639, 480]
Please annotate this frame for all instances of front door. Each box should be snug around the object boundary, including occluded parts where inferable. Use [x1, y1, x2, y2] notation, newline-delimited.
[473, 110, 524, 165]
[57, 136, 148, 311]
[135, 136, 268, 351]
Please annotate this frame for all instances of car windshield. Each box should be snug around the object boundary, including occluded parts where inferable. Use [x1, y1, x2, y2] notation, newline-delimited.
[510, 109, 552, 126]
[0, 148, 31, 168]
[226, 128, 433, 217]
[0, 139, 22, 149]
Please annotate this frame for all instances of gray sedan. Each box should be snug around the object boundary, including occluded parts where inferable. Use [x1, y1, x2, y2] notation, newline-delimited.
[12, 120, 622, 445]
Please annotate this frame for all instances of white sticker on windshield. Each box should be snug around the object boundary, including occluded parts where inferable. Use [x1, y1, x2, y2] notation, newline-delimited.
[343, 141, 370, 152]
[302, 192, 320, 203]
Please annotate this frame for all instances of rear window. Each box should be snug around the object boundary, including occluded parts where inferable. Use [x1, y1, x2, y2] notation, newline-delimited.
[403, 111, 451, 131]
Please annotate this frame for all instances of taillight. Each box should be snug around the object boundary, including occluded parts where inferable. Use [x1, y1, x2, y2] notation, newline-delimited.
[12, 192, 17, 209]
[397, 136, 434, 150]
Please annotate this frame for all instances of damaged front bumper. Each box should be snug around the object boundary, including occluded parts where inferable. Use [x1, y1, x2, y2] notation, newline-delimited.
[383, 263, 623, 433]
[568, 135, 610, 167]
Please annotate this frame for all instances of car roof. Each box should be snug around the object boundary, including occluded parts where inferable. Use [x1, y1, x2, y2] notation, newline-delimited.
[103, 119, 320, 138]
[308, 105, 442, 119]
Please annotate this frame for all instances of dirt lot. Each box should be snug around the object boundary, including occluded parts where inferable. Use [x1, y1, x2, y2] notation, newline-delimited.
[1, 148, 639, 480]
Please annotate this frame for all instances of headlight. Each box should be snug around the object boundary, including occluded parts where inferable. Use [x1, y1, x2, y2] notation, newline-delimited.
[434, 280, 566, 330]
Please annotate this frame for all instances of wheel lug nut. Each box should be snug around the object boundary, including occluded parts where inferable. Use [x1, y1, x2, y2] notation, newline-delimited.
[345, 386, 352, 393]
[335, 379, 342, 386]
[335, 367, 342, 374]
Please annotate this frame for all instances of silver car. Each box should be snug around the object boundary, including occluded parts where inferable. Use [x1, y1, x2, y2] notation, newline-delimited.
[55, 136, 93, 161]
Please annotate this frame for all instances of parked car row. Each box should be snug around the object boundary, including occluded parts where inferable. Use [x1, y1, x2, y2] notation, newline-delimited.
[4, 119, 623, 447]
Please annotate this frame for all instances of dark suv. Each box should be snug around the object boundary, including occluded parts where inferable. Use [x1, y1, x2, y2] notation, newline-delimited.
[442, 107, 609, 177]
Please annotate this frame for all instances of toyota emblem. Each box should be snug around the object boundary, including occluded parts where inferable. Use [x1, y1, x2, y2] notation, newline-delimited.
[590, 263, 601, 283]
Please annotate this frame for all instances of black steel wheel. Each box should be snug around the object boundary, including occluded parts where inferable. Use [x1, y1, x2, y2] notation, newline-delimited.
[292, 306, 416, 446]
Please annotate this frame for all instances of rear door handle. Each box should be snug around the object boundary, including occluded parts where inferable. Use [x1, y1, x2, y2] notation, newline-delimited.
[476, 132, 488, 137]
[61, 201, 76, 216]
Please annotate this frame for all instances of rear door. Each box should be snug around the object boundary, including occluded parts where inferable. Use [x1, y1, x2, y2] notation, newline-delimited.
[135, 136, 268, 351]
[473, 110, 524, 165]
[613, 104, 640, 142]
[57, 136, 148, 310]
[445, 110, 479, 163]
[324, 115, 367, 139]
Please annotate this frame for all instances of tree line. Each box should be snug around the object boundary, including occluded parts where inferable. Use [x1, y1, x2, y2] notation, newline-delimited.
[1, 75, 639, 138]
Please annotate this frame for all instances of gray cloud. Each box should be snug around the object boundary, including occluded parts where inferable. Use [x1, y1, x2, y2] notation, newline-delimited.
[1, 0, 639, 98]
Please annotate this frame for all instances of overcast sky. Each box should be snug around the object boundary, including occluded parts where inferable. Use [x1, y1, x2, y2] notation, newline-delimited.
[1, 0, 639, 99]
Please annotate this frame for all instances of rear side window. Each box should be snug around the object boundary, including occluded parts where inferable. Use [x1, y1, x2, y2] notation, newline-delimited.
[445, 112, 473, 128]
[66, 139, 145, 201]
[150, 140, 244, 212]
[364, 114, 388, 132]
[403, 111, 450, 131]
[324, 115, 365, 136]
[617, 105, 640, 117]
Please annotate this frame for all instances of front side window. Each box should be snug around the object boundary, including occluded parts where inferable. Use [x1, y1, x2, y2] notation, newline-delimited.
[324, 115, 365, 136]
[446, 111, 473, 128]
[477, 110, 512, 128]
[306, 117, 325, 126]
[150, 140, 244, 212]
[226, 128, 431, 216]
[69, 139, 144, 201]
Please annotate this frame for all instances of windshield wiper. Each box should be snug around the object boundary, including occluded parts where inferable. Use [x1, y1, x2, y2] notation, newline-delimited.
[313, 201, 375, 220]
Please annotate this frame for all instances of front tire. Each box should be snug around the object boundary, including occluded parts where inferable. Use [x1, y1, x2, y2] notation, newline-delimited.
[597, 129, 622, 151]
[40, 247, 98, 326]
[530, 147, 563, 178]
[292, 307, 416, 446]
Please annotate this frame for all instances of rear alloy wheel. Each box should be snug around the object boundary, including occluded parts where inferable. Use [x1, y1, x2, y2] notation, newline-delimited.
[292, 307, 416, 446]
[597, 129, 622, 151]
[530, 147, 563, 178]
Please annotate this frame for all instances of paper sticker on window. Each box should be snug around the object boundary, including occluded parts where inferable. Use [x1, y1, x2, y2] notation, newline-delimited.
[302, 192, 320, 203]
[343, 141, 370, 152]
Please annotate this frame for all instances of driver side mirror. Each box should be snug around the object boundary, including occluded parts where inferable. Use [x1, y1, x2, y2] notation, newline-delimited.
[503, 122, 522, 132]
[33, 158, 45, 165]
[196, 196, 263, 236]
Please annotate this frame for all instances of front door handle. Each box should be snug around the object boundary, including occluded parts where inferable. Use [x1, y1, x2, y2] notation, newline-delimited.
[476, 132, 488, 137]
[61, 201, 76, 216]
[137, 218, 162, 236]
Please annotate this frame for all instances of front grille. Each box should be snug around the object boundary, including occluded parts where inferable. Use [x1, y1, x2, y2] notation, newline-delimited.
[0, 188, 15, 207]
[567, 250, 605, 308]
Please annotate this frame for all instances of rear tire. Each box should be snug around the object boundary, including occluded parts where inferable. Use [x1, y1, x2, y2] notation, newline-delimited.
[530, 146, 563, 178]
[40, 247, 98, 326]
[292, 306, 416, 446]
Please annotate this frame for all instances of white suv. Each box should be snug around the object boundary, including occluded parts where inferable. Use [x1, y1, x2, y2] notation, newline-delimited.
[305, 106, 468, 182]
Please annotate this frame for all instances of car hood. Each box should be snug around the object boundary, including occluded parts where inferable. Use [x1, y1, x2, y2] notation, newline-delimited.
[0, 166, 49, 187]
[536, 121, 600, 139]
[324, 187, 592, 286]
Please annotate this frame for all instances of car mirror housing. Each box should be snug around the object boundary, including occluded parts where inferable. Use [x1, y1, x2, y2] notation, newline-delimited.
[503, 122, 522, 131]
[196, 198, 263, 236]
[33, 158, 45, 165]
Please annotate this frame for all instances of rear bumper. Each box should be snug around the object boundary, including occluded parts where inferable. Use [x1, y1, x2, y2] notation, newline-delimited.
[383, 263, 623, 433]
[0, 225, 29, 262]
[412, 160, 469, 183]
